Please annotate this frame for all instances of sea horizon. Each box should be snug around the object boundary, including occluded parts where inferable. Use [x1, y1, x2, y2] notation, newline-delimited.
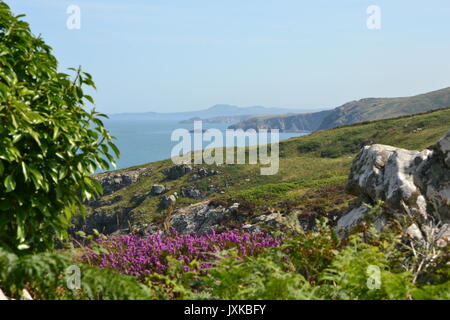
[103, 118, 309, 170]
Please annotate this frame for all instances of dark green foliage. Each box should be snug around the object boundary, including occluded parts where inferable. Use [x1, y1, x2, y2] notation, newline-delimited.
[298, 141, 321, 153]
[0, 3, 119, 254]
[0, 247, 150, 300]
[137, 218, 450, 300]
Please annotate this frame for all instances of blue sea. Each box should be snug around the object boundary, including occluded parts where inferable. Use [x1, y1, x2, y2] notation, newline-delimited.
[104, 119, 309, 170]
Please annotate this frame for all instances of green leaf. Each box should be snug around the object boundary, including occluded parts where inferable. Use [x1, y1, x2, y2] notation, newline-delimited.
[109, 142, 120, 158]
[17, 244, 30, 250]
[4, 174, 16, 192]
[21, 162, 29, 181]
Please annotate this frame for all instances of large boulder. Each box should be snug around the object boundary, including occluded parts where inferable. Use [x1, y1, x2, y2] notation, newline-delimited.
[346, 144, 431, 217]
[339, 130, 450, 235]
[414, 130, 450, 221]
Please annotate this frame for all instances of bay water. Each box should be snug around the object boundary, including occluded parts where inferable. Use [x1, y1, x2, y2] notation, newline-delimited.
[104, 119, 309, 170]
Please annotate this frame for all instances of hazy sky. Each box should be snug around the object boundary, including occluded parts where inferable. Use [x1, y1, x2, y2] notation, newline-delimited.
[8, 0, 450, 113]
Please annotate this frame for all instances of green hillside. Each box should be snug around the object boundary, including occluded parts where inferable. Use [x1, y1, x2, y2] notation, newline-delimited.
[78, 107, 450, 233]
[229, 87, 450, 132]
[318, 87, 450, 130]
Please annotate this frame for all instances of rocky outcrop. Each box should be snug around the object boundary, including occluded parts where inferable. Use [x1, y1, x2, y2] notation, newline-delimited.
[72, 207, 132, 235]
[167, 202, 299, 235]
[229, 110, 333, 132]
[338, 130, 450, 236]
[93, 167, 152, 196]
[318, 88, 450, 130]
[229, 87, 450, 132]
[414, 130, 450, 221]
[163, 164, 193, 180]
[150, 184, 166, 195]
[180, 186, 205, 199]
[169, 201, 239, 235]
[190, 167, 221, 181]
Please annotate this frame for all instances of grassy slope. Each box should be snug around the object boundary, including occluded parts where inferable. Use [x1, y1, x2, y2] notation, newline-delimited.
[230, 87, 450, 132]
[85, 107, 450, 229]
[318, 87, 450, 130]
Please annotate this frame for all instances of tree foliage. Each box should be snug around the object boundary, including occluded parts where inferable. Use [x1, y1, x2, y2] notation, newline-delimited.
[0, 2, 119, 254]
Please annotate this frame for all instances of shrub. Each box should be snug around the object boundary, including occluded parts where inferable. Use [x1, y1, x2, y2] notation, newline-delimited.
[0, 3, 119, 254]
[0, 247, 150, 300]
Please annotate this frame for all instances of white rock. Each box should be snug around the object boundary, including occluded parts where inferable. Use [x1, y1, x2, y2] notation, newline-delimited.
[405, 223, 423, 240]
[0, 289, 9, 300]
[20, 289, 33, 300]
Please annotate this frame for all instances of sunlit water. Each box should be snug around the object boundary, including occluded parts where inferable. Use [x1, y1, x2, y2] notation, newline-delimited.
[103, 119, 309, 170]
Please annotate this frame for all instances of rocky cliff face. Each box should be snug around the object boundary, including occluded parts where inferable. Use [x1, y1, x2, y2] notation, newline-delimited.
[228, 110, 333, 132]
[229, 87, 450, 132]
[318, 87, 450, 130]
[338, 130, 450, 238]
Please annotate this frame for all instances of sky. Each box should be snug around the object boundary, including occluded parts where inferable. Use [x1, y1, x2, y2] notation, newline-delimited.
[7, 0, 450, 114]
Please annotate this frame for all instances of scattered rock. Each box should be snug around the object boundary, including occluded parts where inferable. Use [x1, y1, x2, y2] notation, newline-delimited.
[180, 186, 205, 199]
[189, 174, 201, 181]
[0, 288, 33, 300]
[150, 184, 166, 195]
[208, 185, 222, 193]
[242, 224, 261, 234]
[254, 213, 287, 229]
[189, 168, 221, 181]
[21, 289, 33, 300]
[411, 127, 424, 134]
[198, 167, 221, 177]
[163, 164, 193, 180]
[229, 203, 239, 213]
[0, 289, 8, 300]
[160, 194, 177, 209]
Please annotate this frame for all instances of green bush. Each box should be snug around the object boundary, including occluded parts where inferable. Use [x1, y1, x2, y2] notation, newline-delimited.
[0, 247, 150, 300]
[0, 3, 118, 254]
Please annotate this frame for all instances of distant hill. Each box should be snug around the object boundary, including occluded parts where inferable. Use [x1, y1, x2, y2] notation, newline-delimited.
[229, 87, 450, 132]
[229, 110, 333, 132]
[179, 115, 254, 124]
[109, 104, 309, 122]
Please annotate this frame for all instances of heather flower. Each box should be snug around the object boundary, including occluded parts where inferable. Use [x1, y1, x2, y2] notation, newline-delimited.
[83, 229, 281, 280]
